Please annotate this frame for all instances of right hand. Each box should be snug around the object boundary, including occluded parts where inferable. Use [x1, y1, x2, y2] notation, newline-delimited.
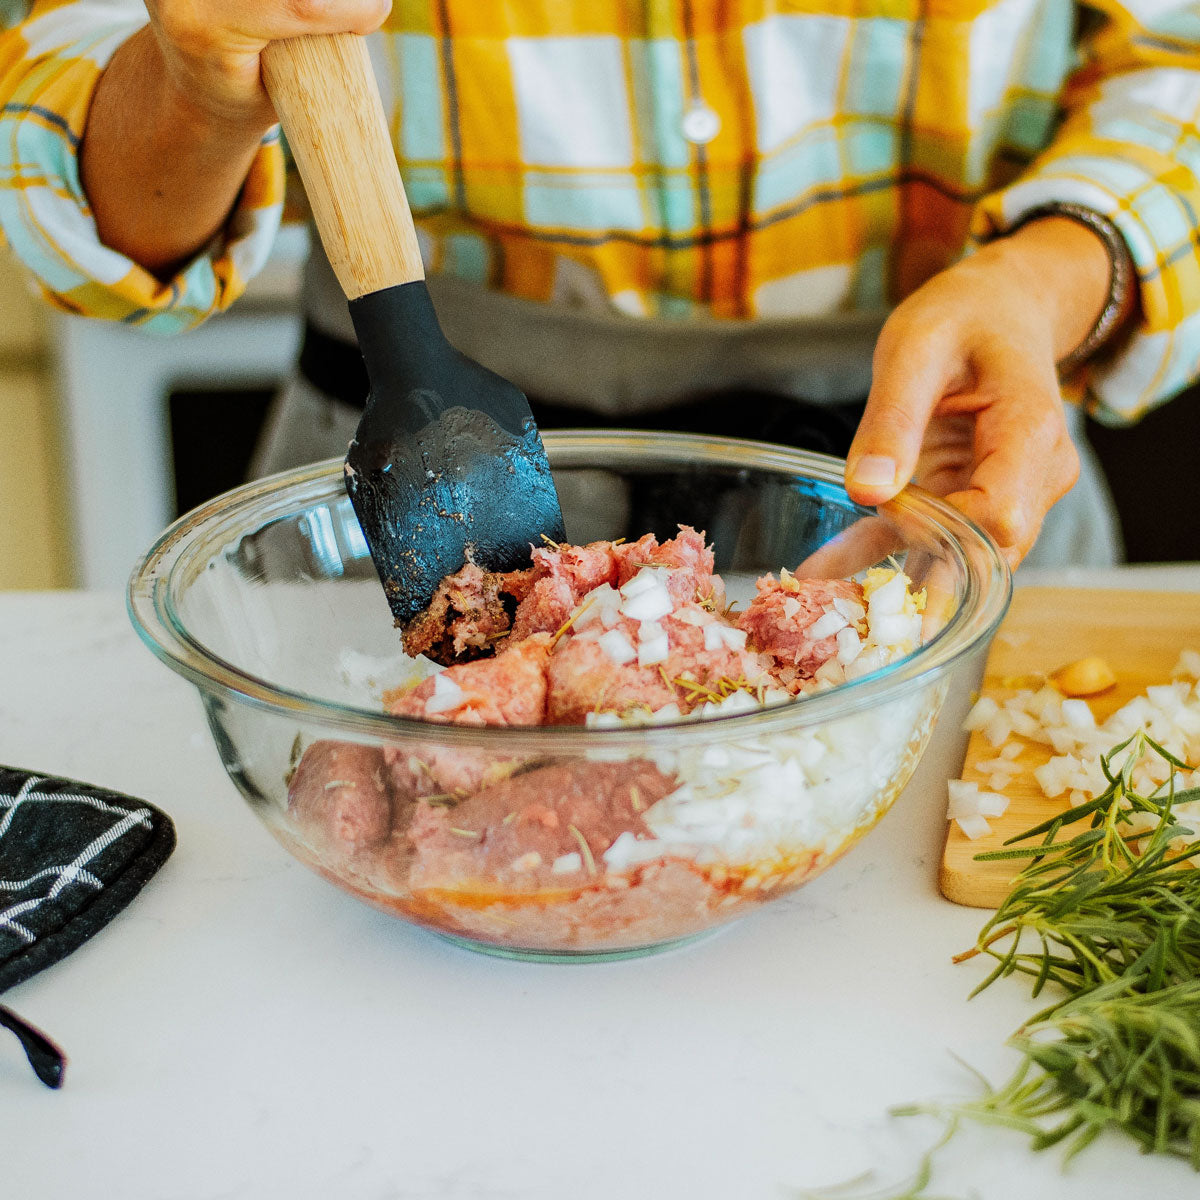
[144, 0, 392, 130]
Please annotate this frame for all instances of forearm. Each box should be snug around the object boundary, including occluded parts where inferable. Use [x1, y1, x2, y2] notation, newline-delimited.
[79, 26, 273, 277]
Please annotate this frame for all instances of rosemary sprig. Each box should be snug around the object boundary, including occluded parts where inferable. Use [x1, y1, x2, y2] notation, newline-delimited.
[799, 733, 1200, 1199]
[943, 732, 1200, 1168]
[961, 733, 1200, 999]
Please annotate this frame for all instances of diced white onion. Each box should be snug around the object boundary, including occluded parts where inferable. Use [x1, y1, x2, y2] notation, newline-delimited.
[963, 696, 1001, 731]
[782, 597, 802, 619]
[814, 659, 845, 686]
[720, 626, 748, 651]
[976, 791, 1010, 818]
[621, 585, 673, 622]
[619, 569, 658, 599]
[1061, 699, 1096, 731]
[585, 710, 623, 729]
[704, 624, 725, 652]
[836, 626, 863, 665]
[574, 584, 620, 630]
[950, 646, 1200, 855]
[955, 813, 992, 839]
[810, 610, 849, 640]
[638, 631, 669, 666]
[832, 596, 866, 623]
[946, 780, 985, 819]
[845, 646, 889, 680]
[598, 629, 636, 665]
[552, 852, 582, 874]
[867, 573, 907, 618]
[983, 713, 1013, 747]
[604, 831, 667, 870]
[620, 566, 673, 599]
[424, 673, 465, 713]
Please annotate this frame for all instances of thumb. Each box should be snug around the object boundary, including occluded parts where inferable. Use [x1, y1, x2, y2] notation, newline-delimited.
[845, 329, 967, 506]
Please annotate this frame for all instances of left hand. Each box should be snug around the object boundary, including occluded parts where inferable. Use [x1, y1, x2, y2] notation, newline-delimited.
[843, 217, 1119, 566]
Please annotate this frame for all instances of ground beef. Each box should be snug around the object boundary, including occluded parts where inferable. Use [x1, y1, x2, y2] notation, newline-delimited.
[400, 562, 531, 664]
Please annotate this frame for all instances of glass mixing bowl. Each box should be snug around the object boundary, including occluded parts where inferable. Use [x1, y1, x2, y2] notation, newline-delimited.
[129, 431, 1009, 960]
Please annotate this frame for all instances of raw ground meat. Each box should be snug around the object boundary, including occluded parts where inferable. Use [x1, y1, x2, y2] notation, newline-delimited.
[409, 859, 751, 951]
[408, 761, 677, 893]
[401, 526, 720, 662]
[738, 575, 864, 681]
[546, 603, 771, 724]
[286, 740, 396, 858]
[381, 635, 552, 795]
[387, 633, 551, 727]
[284, 527, 904, 952]
[400, 561, 529, 664]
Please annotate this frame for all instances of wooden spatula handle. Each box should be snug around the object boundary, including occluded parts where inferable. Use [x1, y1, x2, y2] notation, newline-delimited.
[261, 33, 425, 300]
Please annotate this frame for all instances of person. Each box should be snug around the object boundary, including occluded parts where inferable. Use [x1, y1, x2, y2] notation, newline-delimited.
[0, 1, 1196, 569]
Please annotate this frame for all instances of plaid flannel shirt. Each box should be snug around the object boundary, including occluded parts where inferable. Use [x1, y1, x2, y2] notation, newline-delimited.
[2, 0, 1200, 423]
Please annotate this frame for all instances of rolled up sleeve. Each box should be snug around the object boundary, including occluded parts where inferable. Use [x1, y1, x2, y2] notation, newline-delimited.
[0, 0, 284, 333]
[972, 1, 1200, 424]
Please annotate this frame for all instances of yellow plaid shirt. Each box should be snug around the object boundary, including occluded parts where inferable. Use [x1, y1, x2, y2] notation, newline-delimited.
[2, 0, 1200, 423]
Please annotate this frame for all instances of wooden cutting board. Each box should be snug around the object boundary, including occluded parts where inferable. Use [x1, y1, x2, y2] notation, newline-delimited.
[939, 586, 1200, 909]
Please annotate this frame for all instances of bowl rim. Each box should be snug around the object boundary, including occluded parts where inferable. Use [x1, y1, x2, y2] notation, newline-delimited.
[127, 429, 1011, 749]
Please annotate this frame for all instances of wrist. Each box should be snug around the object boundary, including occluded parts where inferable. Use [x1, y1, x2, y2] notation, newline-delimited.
[980, 211, 1135, 372]
[980, 215, 1113, 360]
[139, 24, 276, 144]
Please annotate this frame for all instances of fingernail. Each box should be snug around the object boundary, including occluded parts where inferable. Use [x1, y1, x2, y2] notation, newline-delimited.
[850, 455, 896, 487]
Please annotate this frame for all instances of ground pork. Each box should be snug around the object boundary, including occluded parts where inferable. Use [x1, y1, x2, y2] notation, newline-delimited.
[546, 604, 771, 724]
[403, 527, 720, 659]
[286, 740, 396, 858]
[737, 575, 865, 681]
[408, 761, 677, 893]
[409, 859, 751, 952]
[382, 634, 551, 794]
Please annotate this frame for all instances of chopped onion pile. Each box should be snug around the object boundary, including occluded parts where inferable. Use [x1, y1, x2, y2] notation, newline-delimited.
[949, 650, 1200, 840]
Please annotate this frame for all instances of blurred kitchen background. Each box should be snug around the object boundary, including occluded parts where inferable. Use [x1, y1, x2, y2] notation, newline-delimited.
[2, 232, 1198, 592]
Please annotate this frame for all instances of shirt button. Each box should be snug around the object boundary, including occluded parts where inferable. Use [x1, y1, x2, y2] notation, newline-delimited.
[681, 103, 721, 144]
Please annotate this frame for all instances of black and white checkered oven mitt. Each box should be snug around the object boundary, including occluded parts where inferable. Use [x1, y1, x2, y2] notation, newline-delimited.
[0, 765, 176, 1088]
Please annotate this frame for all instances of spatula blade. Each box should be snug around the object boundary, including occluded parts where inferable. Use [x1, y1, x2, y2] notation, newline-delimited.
[344, 282, 565, 628]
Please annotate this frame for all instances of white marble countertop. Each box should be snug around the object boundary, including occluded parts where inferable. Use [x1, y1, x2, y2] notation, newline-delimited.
[2, 569, 1198, 1200]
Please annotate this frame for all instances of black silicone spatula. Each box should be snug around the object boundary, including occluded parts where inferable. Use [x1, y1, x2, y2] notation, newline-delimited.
[261, 34, 564, 627]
